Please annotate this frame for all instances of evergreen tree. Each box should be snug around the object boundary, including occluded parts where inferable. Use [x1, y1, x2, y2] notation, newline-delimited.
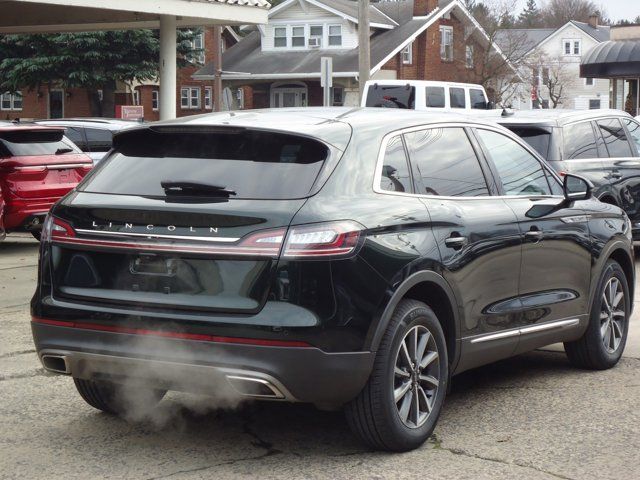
[518, 0, 540, 28]
[0, 30, 200, 117]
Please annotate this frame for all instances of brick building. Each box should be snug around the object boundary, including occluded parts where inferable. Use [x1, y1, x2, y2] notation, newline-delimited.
[1, 27, 239, 122]
[194, 0, 511, 108]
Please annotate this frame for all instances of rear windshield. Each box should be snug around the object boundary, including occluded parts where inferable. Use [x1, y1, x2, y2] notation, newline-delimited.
[0, 130, 81, 156]
[366, 85, 415, 109]
[79, 129, 330, 200]
[506, 127, 551, 159]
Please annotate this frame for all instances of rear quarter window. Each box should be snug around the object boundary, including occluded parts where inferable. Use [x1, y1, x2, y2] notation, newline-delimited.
[80, 129, 331, 200]
[425, 87, 445, 108]
[366, 85, 415, 109]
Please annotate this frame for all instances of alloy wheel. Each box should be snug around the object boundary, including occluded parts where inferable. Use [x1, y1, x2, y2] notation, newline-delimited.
[393, 325, 440, 429]
[600, 277, 626, 354]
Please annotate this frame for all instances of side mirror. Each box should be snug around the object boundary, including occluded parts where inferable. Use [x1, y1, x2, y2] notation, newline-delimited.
[563, 174, 593, 201]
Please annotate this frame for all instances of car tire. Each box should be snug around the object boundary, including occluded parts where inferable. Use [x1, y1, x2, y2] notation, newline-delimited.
[564, 260, 630, 370]
[345, 299, 448, 452]
[73, 378, 166, 414]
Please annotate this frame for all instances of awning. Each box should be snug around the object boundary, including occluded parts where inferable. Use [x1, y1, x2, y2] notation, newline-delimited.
[581, 40, 640, 78]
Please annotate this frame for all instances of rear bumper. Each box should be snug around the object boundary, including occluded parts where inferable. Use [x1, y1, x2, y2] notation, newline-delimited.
[31, 322, 374, 407]
[3, 197, 55, 231]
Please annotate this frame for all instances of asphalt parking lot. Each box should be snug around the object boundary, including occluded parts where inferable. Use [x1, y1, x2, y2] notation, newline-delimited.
[2, 234, 640, 480]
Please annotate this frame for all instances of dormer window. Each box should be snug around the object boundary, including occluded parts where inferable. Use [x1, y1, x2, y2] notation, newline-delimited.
[309, 25, 323, 48]
[274, 27, 287, 48]
[328, 25, 342, 47]
[292, 26, 305, 47]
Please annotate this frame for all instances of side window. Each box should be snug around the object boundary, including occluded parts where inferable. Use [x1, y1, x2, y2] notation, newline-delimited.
[425, 87, 445, 108]
[404, 127, 489, 197]
[597, 118, 633, 158]
[476, 129, 552, 197]
[623, 119, 640, 155]
[85, 128, 113, 153]
[469, 89, 487, 109]
[563, 122, 599, 159]
[64, 127, 87, 151]
[379, 135, 412, 193]
[449, 88, 466, 109]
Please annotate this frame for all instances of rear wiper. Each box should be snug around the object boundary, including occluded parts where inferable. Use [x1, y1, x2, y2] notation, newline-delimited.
[55, 148, 74, 155]
[161, 181, 237, 197]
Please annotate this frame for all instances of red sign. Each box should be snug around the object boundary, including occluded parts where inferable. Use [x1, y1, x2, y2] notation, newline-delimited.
[116, 105, 144, 120]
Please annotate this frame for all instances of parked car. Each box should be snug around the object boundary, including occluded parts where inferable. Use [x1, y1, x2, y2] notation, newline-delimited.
[362, 80, 493, 111]
[494, 109, 640, 241]
[32, 108, 633, 451]
[36, 118, 136, 164]
[0, 124, 92, 240]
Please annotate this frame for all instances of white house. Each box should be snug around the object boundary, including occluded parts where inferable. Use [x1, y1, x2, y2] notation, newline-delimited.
[497, 16, 610, 110]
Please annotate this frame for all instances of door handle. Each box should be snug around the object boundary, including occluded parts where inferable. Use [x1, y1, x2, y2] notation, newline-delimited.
[524, 227, 544, 243]
[445, 234, 468, 250]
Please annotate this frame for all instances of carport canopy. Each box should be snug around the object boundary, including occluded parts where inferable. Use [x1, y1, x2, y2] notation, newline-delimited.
[581, 40, 640, 78]
[0, 0, 270, 119]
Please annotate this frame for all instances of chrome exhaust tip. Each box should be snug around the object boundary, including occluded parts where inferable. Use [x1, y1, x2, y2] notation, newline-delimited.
[225, 375, 285, 399]
[41, 354, 70, 374]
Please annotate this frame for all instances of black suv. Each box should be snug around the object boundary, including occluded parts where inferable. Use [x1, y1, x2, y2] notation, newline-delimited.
[32, 109, 634, 451]
[496, 109, 640, 240]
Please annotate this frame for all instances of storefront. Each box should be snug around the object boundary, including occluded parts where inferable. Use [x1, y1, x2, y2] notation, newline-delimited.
[581, 25, 640, 115]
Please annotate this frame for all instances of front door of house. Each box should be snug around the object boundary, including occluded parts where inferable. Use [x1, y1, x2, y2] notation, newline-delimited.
[49, 90, 64, 119]
[271, 87, 307, 108]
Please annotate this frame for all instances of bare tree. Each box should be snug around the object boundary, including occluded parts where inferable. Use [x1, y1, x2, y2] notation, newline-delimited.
[524, 51, 574, 108]
[539, 0, 609, 27]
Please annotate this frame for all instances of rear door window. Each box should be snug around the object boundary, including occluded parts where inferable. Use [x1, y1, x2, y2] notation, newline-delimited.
[597, 118, 633, 158]
[0, 130, 81, 156]
[469, 89, 487, 109]
[80, 129, 331, 200]
[379, 135, 412, 193]
[623, 119, 640, 155]
[404, 127, 489, 196]
[85, 128, 113, 152]
[563, 122, 599, 159]
[476, 129, 552, 196]
[365, 85, 415, 109]
[425, 87, 445, 108]
[449, 88, 466, 109]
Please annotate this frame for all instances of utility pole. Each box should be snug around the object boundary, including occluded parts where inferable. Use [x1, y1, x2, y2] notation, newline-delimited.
[358, 0, 371, 102]
[213, 25, 223, 112]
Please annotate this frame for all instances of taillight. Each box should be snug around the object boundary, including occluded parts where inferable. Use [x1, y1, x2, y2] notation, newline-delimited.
[41, 215, 76, 243]
[282, 221, 364, 258]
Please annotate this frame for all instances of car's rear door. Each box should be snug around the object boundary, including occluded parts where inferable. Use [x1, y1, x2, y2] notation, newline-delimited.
[474, 127, 591, 353]
[402, 125, 523, 372]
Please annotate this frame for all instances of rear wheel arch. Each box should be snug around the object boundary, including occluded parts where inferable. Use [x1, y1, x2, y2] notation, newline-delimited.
[368, 272, 460, 370]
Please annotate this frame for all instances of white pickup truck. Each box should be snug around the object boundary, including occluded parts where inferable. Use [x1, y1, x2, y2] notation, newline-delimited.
[362, 80, 493, 111]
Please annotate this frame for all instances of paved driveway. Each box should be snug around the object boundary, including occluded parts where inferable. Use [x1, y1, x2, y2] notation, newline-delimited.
[2, 234, 639, 480]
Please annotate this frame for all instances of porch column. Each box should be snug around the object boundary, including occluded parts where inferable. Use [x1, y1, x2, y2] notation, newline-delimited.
[159, 15, 177, 121]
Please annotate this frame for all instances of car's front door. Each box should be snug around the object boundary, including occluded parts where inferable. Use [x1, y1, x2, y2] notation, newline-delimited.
[474, 127, 592, 354]
[402, 126, 523, 372]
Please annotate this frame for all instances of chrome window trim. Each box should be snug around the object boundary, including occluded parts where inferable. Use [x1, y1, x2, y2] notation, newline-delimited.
[372, 121, 565, 201]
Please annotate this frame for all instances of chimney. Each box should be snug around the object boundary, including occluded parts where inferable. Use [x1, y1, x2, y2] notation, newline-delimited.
[589, 12, 599, 29]
[413, 0, 439, 17]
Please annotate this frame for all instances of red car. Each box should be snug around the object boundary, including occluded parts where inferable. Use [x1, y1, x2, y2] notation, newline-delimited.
[0, 124, 92, 240]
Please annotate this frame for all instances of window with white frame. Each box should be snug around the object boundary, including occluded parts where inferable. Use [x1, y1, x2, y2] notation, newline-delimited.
[309, 25, 323, 47]
[274, 27, 287, 48]
[181, 87, 201, 109]
[440, 26, 453, 61]
[563, 39, 581, 56]
[192, 32, 205, 64]
[1, 91, 22, 111]
[328, 25, 342, 47]
[205, 87, 213, 110]
[466, 45, 474, 69]
[401, 43, 413, 65]
[291, 26, 305, 47]
[152, 90, 159, 111]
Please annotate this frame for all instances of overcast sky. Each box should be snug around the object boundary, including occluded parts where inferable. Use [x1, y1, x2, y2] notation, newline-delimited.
[513, 0, 640, 22]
